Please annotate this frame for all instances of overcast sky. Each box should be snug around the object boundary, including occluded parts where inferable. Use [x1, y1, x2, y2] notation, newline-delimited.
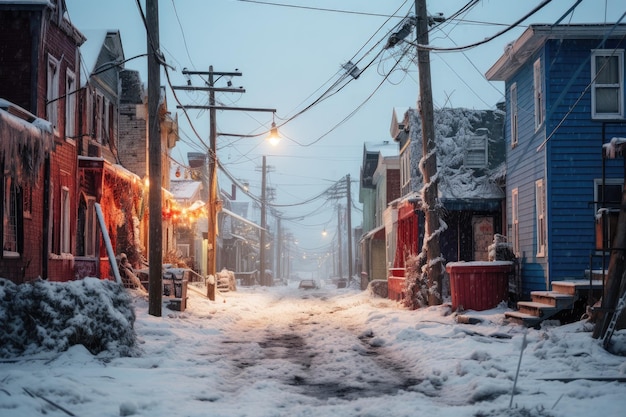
[64, 0, 625, 264]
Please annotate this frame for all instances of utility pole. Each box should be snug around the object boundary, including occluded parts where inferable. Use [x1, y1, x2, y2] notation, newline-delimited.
[416, 0, 443, 305]
[346, 174, 353, 281]
[207, 66, 219, 294]
[275, 216, 282, 282]
[260, 155, 268, 285]
[146, 0, 162, 316]
[337, 203, 343, 279]
[174, 69, 276, 293]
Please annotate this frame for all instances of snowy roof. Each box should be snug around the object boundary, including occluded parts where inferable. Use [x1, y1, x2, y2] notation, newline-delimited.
[170, 180, 203, 202]
[404, 107, 506, 204]
[0, 1, 53, 7]
[0, 100, 54, 185]
[363, 141, 399, 158]
[362, 141, 399, 189]
[487, 24, 626, 81]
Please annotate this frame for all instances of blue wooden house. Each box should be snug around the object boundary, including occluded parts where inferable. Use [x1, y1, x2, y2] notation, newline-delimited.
[486, 24, 626, 321]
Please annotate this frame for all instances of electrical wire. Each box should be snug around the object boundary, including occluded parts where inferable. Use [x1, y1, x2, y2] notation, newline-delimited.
[235, 0, 406, 18]
[405, 0, 554, 52]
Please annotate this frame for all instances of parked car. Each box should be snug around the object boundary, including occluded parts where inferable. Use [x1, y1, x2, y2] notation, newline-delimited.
[298, 279, 317, 290]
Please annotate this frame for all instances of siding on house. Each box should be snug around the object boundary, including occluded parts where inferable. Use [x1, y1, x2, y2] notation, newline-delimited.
[504, 51, 548, 294]
[545, 38, 626, 283]
[488, 24, 626, 299]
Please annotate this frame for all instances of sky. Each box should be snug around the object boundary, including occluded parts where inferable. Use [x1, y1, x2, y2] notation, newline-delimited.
[1, 277, 625, 416]
[63, 0, 626, 260]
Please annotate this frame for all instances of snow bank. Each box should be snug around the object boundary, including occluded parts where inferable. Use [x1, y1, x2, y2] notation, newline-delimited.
[0, 277, 136, 358]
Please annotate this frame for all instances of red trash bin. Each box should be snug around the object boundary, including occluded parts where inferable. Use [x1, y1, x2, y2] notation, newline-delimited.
[446, 261, 512, 311]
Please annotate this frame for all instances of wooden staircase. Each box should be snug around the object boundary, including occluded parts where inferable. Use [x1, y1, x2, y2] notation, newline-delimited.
[505, 280, 603, 327]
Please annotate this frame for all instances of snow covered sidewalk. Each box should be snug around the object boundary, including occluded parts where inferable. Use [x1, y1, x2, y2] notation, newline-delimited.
[1, 282, 625, 417]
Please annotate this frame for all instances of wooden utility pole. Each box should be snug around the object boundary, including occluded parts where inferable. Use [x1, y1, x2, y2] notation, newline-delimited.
[174, 70, 275, 291]
[146, 0, 162, 316]
[207, 66, 218, 290]
[337, 203, 343, 279]
[346, 174, 353, 281]
[276, 216, 282, 282]
[260, 155, 268, 285]
[416, 0, 443, 305]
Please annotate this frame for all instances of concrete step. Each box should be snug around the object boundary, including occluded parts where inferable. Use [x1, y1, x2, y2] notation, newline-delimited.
[530, 291, 575, 309]
[517, 301, 557, 318]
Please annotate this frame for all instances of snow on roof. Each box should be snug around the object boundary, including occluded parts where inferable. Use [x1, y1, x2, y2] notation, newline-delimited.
[406, 107, 505, 202]
[0, 1, 53, 6]
[363, 141, 398, 158]
[170, 180, 203, 202]
[0, 102, 54, 185]
[487, 24, 626, 81]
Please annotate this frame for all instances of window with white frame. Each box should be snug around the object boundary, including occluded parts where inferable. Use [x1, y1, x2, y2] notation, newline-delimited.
[591, 49, 624, 119]
[533, 58, 544, 130]
[65, 70, 76, 139]
[535, 179, 546, 257]
[510, 82, 518, 147]
[46, 55, 59, 131]
[3, 178, 19, 257]
[511, 188, 519, 256]
[60, 186, 71, 254]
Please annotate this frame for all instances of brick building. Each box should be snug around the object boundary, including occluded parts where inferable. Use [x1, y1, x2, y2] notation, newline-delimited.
[0, 0, 85, 283]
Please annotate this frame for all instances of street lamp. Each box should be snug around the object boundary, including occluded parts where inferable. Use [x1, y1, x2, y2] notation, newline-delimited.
[266, 113, 280, 146]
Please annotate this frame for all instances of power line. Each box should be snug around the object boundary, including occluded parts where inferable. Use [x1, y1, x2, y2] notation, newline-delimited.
[235, 0, 406, 18]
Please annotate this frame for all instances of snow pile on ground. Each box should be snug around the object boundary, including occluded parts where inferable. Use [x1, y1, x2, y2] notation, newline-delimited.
[0, 277, 136, 357]
[0, 280, 625, 417]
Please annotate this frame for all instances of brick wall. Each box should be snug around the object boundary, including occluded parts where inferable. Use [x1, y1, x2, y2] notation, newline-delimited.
[0, 10, 36, 112]
[386, 168, 401, 204]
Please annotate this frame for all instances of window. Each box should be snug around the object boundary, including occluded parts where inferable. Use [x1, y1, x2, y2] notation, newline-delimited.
[591, 49, 624, 119]
[3, 178, 20, 257]
[511, 188, 519, 256]
[400, 149, 411, 194]
[47, 55, 60, 131]
[65, 70, 76, 139]
[60, 187, 71, 254]
[594, 178, 623, 250]
[535, 179, 546, 257]
[102, 97, 110, 145]
[177, 244, 190, 258]
[22, 183, 32, 219]
[95, 93, 103, 143]
[465, 130, 488, 168]
[510, 83, 518, 147]
[533, 58, 544, 129]
[77, 196, 97, 257]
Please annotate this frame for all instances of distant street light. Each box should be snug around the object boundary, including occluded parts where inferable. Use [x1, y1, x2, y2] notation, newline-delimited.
[267, 113, 281, 146]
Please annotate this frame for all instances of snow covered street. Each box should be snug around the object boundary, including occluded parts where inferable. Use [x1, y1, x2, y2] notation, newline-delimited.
[1, 280, 626, 417]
